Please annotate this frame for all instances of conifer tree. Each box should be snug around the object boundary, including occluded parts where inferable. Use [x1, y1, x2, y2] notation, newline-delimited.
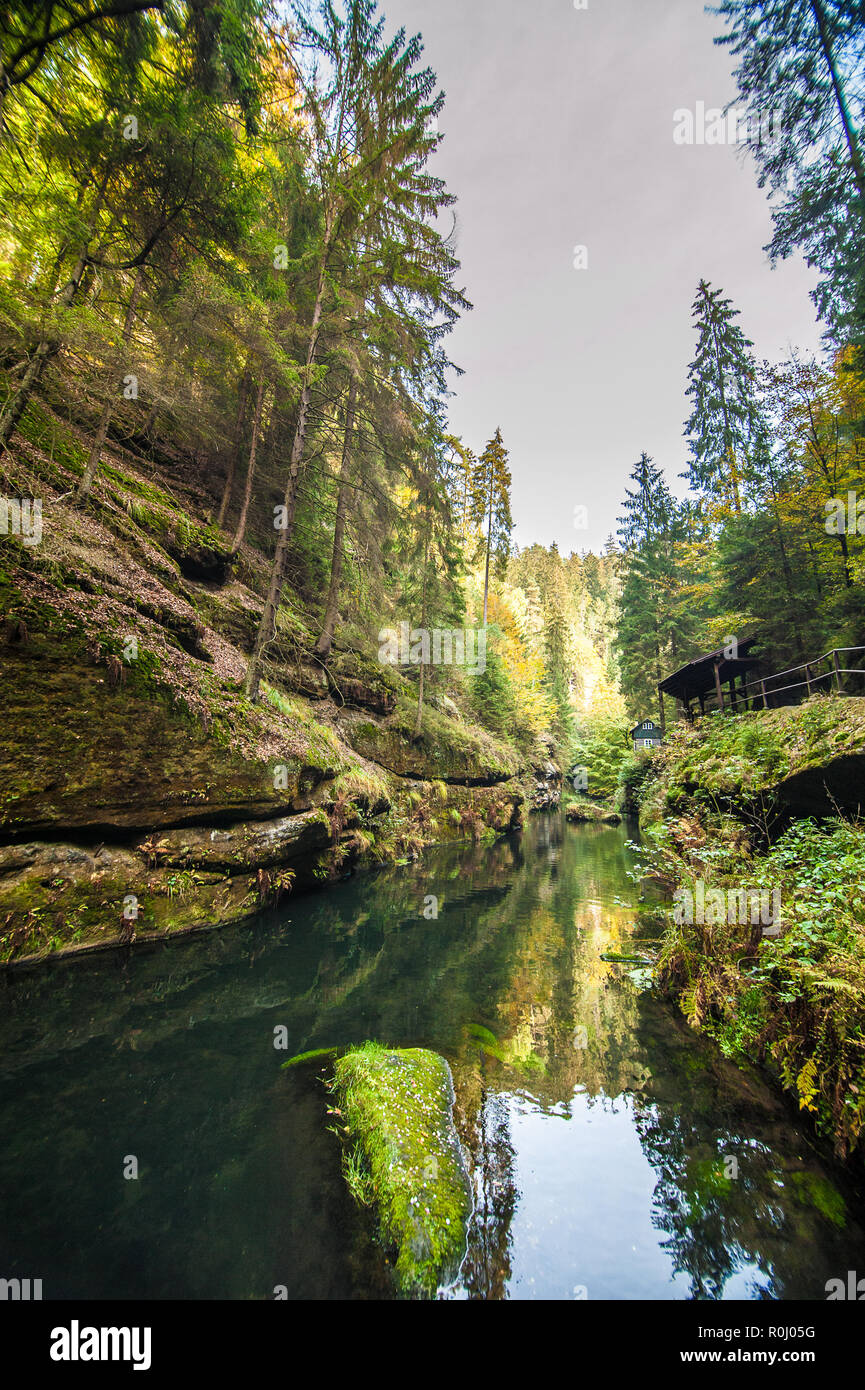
[471, 427, 512, 625]
[615, 453, 696, 717]
[444, 435, 476, 538]
[243, 0, 466, 700]
[683, 280, 762, 515]
[713, 0, 865, 350]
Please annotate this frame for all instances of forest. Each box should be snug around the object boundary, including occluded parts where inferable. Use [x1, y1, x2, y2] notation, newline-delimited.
[2, 0, 865, 1319]
[2, 2, 863, 805]
[0, 0, 631, 794]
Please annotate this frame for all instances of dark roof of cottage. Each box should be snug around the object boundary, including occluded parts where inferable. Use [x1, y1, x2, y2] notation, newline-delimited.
[658, 637, 762, 701]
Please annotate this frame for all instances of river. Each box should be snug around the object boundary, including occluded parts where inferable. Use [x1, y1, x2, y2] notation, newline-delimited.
[0, 814, 861, 1300]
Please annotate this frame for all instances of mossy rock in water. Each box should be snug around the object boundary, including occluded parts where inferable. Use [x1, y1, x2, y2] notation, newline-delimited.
[331, 1042, 471, 1297]
[565, 801, 621, 825]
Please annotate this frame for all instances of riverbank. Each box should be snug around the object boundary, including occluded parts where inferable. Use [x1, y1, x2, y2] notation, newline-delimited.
[0, 399, 562, 967]
[633, 698, 865, 1165]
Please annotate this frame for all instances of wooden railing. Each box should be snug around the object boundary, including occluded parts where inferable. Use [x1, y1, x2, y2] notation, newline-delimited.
[702, 646, 865, 715]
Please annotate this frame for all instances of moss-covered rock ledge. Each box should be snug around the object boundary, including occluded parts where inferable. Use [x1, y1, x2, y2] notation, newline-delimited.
[639, 694, 865, 827]
[329, 1043, 471, 1297]
[565, 800, 621, 825]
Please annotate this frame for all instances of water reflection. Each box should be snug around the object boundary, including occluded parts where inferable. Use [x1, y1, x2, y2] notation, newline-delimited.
[0, 816, 861, 1299]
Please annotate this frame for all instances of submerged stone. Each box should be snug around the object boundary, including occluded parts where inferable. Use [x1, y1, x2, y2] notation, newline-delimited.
[331, 1042, 471, 1297]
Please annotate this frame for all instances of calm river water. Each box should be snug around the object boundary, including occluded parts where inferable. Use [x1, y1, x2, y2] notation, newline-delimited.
[1, 815, 862, 1299]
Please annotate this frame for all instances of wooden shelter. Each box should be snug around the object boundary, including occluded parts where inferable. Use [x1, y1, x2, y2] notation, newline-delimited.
[657, 639, 763, 722]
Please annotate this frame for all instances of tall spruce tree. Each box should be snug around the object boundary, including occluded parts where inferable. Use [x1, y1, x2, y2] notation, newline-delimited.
[684, 279, 762, 515]
[243, 0, 466, 700]
[615, 453, 695, 718]
[471, 427, 512, 625]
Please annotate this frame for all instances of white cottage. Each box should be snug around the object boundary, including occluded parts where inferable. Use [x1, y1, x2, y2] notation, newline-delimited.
[630, 719, 663, 753]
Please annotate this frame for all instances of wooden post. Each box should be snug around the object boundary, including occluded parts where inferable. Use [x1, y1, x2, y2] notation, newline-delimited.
[804, 662, 812, 696]
[760, 679, 768, 710]
[713, 658, 725, 712]
[832, 649, 844, 693]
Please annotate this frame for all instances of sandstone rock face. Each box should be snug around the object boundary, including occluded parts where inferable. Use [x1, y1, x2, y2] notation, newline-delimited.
[529, 758, 562, 811]
[134, 809, 332, 871]
[329, 674, 397, 716]
[0, 648, 340, 835]
[0, 562, 527, 967]
[341, 710, 521, 785]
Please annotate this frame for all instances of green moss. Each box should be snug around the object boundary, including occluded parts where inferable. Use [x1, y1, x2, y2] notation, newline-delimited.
[344, 691, 522, 784]
[281, 1047, 338, 1070]
[789, 1170, 846, 1227]
[640, 696, 865, 828]
[16, 400, 88, 477]
[330, 1042, 471, 1297]
[683, 1155, 735, 1216]
[261, 683, 347, 769]
[330, 767, 390, 811]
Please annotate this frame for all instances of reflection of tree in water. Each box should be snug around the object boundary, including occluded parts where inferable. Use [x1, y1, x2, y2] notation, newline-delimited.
[456, 1088, 518, 1300]
[632, 1098, 775, 1300]
[624, 998, 865, 1302]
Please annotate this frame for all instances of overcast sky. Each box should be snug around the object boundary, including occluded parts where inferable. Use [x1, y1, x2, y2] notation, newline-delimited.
[383, 0, 824, 554]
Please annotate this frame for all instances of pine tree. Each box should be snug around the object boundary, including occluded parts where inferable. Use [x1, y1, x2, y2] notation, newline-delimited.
[243, 0, 466, 700]
[471, 427, 512, 625]
[713, 0, 865, 350]
[683, 279, 762, 514]
[614, 454, 697, 717]
[444, 435, 476, 537]
[0, 8, 256, 464]
[542, 590, 574, 746]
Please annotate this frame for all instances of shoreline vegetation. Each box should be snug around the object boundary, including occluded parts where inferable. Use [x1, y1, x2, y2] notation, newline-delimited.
[630, 697, 865, 1166]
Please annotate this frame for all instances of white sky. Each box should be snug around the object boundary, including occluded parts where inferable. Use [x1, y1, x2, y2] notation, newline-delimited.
[384, 0, 825, 553]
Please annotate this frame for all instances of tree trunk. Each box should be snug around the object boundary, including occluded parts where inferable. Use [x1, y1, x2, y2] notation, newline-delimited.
[482, 464, 493, 626]
[0, 171, 109, 452]
[231, 378, 265, 551]
[77, 263, 145, 500]
[0, 340, 59, 451]
[314, 377, 357, 661]
[413, 518, 431, 740]
[708, 301, 742, 515]
[217, 369, 250, 529]
[243, 212, 334, 701]
[810, 0, 865, 200]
